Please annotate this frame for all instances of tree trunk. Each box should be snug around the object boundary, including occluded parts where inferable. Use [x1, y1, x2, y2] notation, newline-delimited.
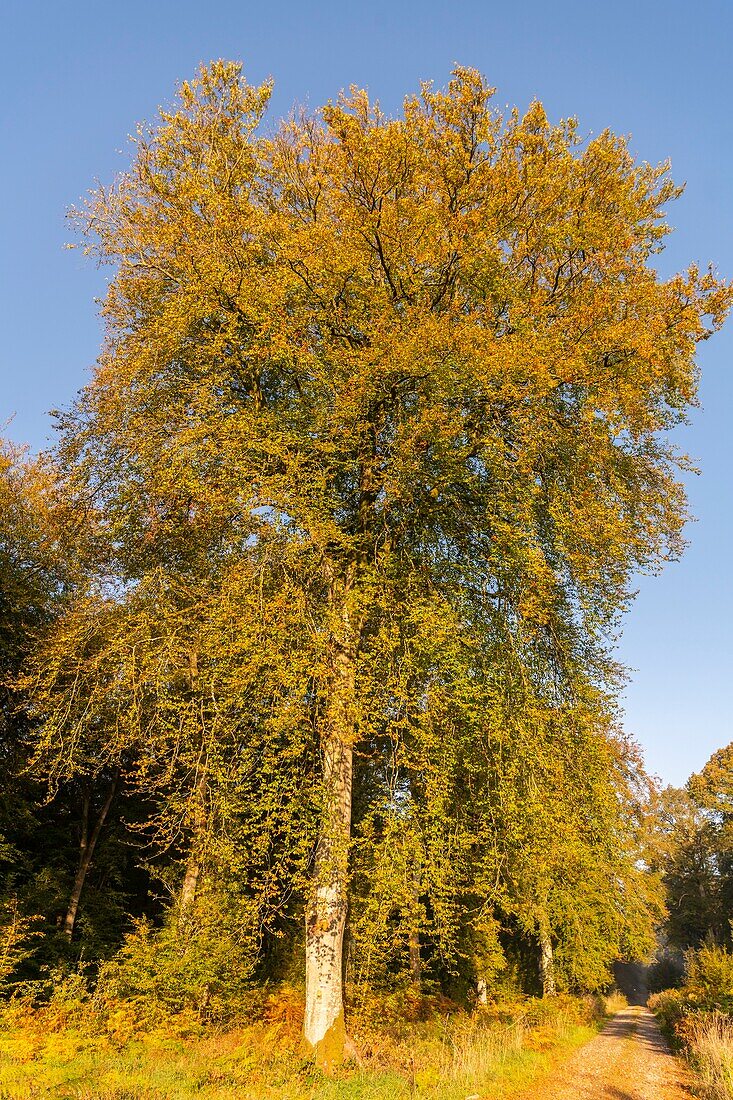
[63, 770, 119, 940]
[304, 735, 352, 1067]
[539, 926, 556, 997]
[178, 652, 206, 926]
[409, 928, 422, 988]
[304, 596, 357, 1070]
[179, 849, 202, 917]
[179, 769, 207, 925]
[408, 865, 422, 988]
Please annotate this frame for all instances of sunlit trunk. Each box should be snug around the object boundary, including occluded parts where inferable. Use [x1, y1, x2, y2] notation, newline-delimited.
[304, 733, 353, 1067]
[539, 926, 556, 996]
[304, 592, 357, 1070]
[179, 850, 201, 917]
[178, 769, 207, 926]
[178, 653, 206, 926]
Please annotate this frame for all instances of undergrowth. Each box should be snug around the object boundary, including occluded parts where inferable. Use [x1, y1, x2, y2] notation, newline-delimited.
[650, 942, 733, 1100]
[0, 985, 619, 1100]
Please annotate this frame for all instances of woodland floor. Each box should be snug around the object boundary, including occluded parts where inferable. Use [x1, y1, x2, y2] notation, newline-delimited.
[515, 1006, 692, 1100]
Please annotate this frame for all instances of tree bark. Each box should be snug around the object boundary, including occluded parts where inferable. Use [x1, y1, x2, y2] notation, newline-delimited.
[179, 769, 207, 925]
[178, 651, 206, 926]
[304, 594, 358, 1070]
[179, 848, 202, 917]
[409, 928, 422, 988]
[408, 865, 422, 988]
[63, 770, 119, 940]
[539, 925, 556, 997]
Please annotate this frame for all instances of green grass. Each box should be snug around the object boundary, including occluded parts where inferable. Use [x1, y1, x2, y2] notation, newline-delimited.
[0, 996, 610, 1099]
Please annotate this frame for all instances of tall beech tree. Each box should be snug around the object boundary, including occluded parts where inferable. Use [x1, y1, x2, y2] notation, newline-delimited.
[36, 62, 730, 1062]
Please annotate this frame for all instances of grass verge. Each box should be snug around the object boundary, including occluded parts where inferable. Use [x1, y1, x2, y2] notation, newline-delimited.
[683, 1013, 733, 1100]
[0, 991, 616, 1100]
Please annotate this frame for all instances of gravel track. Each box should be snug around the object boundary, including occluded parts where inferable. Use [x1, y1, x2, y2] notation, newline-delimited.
[515, 1006, 693, 1100]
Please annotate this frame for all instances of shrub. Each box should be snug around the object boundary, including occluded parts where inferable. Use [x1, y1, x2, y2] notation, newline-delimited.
[95, 885, 261, 1025]
[0, 900, 42, 989]
[649, 988, 687, 1036]
[685, 943, 733, 1013]
[650, 943, 733, 1097]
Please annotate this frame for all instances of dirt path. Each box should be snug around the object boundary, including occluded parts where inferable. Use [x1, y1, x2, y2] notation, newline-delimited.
[516, 1006, 693, 1100]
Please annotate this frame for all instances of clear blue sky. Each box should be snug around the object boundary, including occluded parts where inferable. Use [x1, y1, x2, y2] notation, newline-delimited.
[2, 0, 731, 786]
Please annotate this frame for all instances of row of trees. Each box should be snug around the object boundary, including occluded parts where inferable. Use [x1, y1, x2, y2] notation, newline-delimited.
[1, 62, 730, 1065]
[653, 745, 733, 961]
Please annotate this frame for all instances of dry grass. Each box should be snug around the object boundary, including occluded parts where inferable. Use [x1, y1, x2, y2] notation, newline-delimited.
[686, 1013, 733, 1100]
[601, 991, 628, 1016]
[0, 990, 612, 1100]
